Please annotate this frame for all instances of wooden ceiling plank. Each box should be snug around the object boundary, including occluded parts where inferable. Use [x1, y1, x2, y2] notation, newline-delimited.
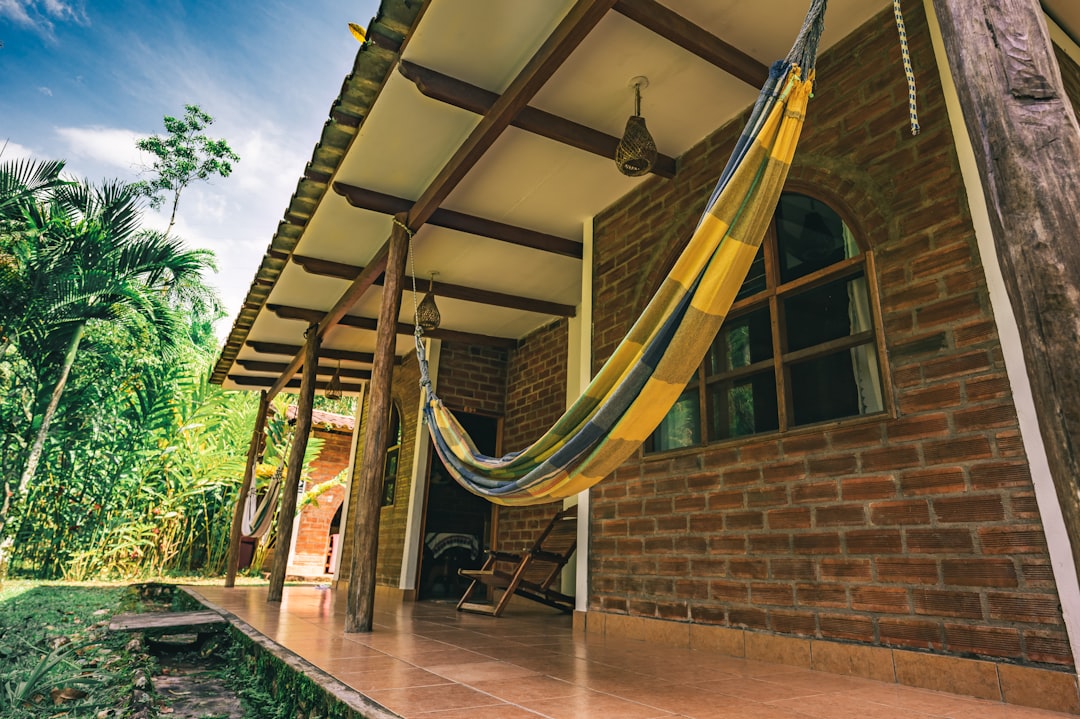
[333, 182, 582, 258]
[613, 0, 768, 88]
[230, 375, 367, 393]
[265, 304, 518, 349]
[290, 255, 576, 316]
[399, 60, 676, 178]
[237, 360, 373, 380]
[247, 340, 375, 364]
[406, 0, 621, 230]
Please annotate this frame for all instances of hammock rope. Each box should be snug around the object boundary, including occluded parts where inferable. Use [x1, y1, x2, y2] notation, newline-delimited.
[241, 427, 295, 538]
[413, 0, 828, 506]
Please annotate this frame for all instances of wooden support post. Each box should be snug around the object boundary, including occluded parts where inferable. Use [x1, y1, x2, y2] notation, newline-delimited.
[267, 325, 319, 602]
[225, 391, 271, 587]
[932, 0, 1080, 578]
[345, 216, 409, 633]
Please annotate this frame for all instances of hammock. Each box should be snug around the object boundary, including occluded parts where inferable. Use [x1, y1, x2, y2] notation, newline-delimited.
[241, 429, 294, 538]
[417, 0, 826, 507]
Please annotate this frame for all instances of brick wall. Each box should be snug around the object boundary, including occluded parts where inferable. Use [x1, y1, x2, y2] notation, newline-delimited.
[436, 343, 508, 416]
[496, 320, 571, 552]
[338, 354, 423, 587]
[588, 4, 1072, 668]
[290, 426, 350, 574]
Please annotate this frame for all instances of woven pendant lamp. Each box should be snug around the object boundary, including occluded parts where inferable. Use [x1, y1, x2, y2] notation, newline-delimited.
[325, 361, 343, 400]
[416, 273, 441, 331]
[615, 77, 657, 177]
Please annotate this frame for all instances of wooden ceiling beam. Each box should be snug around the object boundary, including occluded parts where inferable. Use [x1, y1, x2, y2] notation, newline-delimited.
[266, 304, 518, 349]
[237, 360, 373, 380]
[230, 375, 366, 393]
[291, 254, 576, 317]
[405, 0, 620, 230]
[613, 0, 768, 87]
[399, 60, 677, 178]
[332, 182, 583, 259]
[246, 341, 375, 365]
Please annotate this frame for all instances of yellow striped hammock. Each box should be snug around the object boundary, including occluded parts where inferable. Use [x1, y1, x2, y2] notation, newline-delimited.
[416, 0, 827, 506]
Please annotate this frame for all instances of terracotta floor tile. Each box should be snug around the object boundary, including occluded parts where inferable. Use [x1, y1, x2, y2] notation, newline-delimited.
[693, 677, 827, 702]
[334, 665, 452, 692]
[524, 689, 678, 719]
[469, 674, 592, 703]
[186, 586, 1080, 719]
[364, 683, 506, 715]
[426, 659, 541, 684]
[412, 705, 549, 719]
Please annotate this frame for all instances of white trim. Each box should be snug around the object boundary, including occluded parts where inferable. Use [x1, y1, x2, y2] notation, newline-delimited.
[399, 339, 441, 590]
[923, 0, 1080, 666]
[332, 383, 366, 577]
[1047, 13, 1080, 67]
[570, 218, 595, 612]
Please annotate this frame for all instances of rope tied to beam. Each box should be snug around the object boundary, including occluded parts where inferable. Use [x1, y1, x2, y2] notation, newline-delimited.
[893, 0, 921, 136]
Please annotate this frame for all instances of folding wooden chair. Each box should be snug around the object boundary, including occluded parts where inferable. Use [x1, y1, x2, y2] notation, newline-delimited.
[457, 505, 577, 616]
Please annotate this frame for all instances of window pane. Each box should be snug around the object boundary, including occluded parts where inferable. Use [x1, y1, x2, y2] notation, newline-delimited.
[789, 347, 882, 426]
[650, 388, 701, 451]
[784, 273, 870, 352]
[707, 307, 772, 375]
[775, 193, 852, 283]
[735, 245, 767, 301]
[707, 371, 778, 440]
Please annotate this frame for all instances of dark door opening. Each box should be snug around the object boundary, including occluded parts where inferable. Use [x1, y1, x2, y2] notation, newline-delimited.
[418, 411, 498, 600]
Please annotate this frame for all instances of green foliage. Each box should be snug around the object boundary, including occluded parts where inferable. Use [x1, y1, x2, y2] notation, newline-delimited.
[0, 583, 154, 718]
[134, 104, 240, 232]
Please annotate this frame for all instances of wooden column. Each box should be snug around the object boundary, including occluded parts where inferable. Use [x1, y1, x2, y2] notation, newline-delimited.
[932, 0, 1080, 578]
[345, 217, 409, 632]
[225, 391, 271, 587]
[267, 325, 319, 602]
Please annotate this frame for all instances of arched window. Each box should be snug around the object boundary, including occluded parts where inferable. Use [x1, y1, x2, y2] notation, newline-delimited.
[381, 402, 403, 506]
[647, 191, 887, 452]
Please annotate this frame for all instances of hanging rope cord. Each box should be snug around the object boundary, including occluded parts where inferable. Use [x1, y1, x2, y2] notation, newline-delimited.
[407, 1, 833, 506]
[241, 426, 296, 538]
[893, 0, 920, 136]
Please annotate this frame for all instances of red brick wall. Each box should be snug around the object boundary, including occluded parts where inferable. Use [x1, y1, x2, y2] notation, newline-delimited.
[436, 343, 508, 416]
[496, 320, 571, 552]
[588, 4, 1072, 668]
[338, 355, 423, 587]
[292, 427, 350, 571]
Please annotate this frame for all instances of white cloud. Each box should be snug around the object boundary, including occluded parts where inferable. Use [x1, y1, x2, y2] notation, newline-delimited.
[0, 140, 37, 160]
[37, 86, 52, 96]
[0, 0, 87, 36]
[54, 126, 148, 173]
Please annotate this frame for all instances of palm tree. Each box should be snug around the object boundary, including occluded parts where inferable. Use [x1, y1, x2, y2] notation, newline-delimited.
[0, 178, 216, 535]
[0, 157, 68, 357]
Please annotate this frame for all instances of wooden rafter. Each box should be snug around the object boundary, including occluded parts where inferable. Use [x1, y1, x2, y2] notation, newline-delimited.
[246, 341, 375, 365]
[229, 375, 367, 393]
[332, 182, 583, 259]
[405, 0, 621, 230]
[266, 304, 518, 349]
[290, 255, 576, 317]
[399, 60, 677, 178]
[236, 360, 373, 380]
[613, 0, 768, 87]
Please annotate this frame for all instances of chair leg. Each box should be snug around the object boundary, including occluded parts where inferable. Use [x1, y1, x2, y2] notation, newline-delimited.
[491, 555, 532, 617]
[456, 554, 495, 611]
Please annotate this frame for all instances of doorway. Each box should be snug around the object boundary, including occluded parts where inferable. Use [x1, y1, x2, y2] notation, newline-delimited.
[417, 411, 498, 600]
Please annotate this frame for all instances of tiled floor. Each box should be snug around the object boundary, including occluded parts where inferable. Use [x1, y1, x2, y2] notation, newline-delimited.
[187, 585, 1074, 719]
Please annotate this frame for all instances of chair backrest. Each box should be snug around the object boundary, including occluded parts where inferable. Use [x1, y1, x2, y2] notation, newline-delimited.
[520, 505, 577, 587]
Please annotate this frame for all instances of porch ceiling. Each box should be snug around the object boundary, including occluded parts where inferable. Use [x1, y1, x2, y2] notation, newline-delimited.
[212, 0, 1079, 394]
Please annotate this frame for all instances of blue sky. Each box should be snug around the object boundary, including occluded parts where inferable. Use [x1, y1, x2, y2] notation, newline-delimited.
[1, 0, 380, 336]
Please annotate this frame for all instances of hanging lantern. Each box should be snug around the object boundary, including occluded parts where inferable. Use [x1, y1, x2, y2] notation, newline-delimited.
[325, 361, 343, 400]
[416, 273, 441, 331]
[615, 76, 657, 177]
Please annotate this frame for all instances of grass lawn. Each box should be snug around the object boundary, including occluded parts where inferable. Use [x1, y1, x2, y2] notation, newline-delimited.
[0, 578, 269, 719]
